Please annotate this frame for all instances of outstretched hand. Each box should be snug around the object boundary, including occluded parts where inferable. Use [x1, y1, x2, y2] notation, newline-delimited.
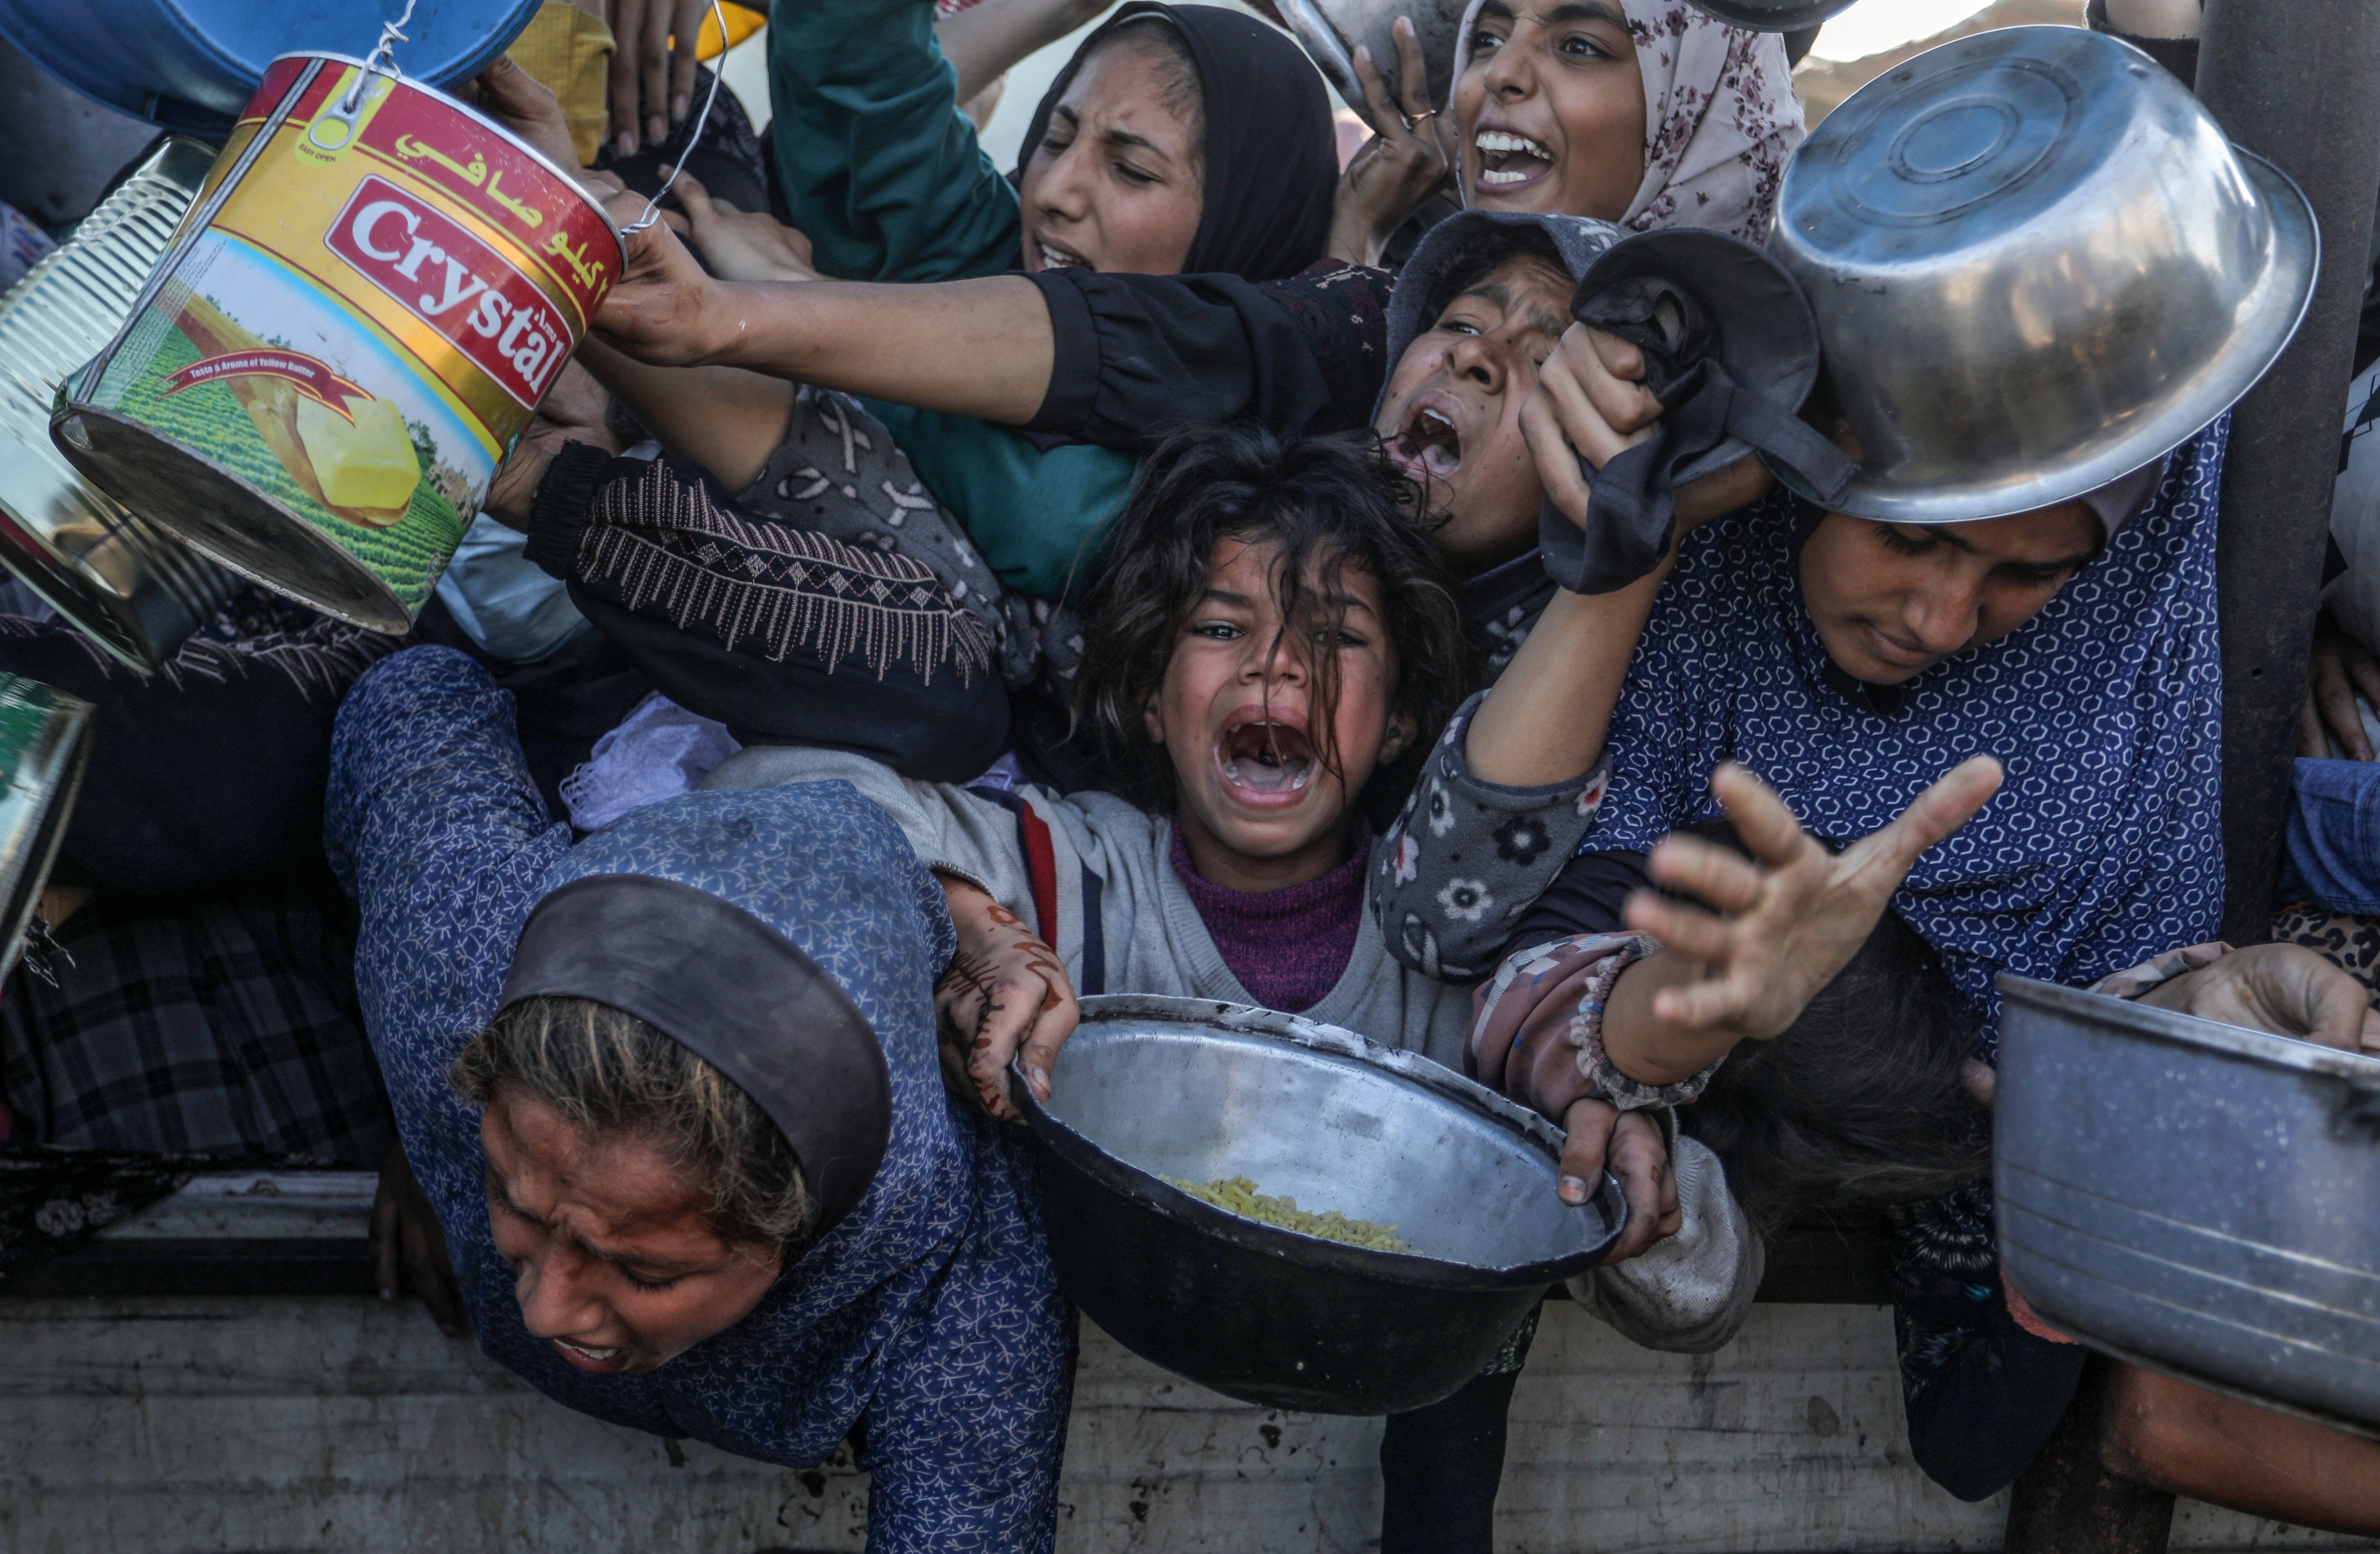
[2140, 942, 2380, 1053]
[661, 168, 820, 284]
[484, 362, 620, 530]
[1616, 756, 2004, 1081]
[934, 876, 1079, 1121]
[1326, 18, 1451, 267]
[457, 56, 584, 173]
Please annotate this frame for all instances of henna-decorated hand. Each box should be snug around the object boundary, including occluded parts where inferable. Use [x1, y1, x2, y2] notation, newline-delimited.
[933, 874, 1079, 1121]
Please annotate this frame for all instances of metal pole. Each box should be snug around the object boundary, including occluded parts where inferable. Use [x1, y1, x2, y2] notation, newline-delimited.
[2202, 0, 2380, 946]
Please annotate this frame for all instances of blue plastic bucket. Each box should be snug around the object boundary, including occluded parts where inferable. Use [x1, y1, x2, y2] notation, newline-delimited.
[0, 0, 543, 131]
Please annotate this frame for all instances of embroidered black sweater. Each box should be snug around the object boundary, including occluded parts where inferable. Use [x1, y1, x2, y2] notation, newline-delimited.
[524, 441, 1010, 783]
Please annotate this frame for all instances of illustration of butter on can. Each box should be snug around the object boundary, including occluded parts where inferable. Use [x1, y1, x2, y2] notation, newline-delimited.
[50, 53, 621, 635]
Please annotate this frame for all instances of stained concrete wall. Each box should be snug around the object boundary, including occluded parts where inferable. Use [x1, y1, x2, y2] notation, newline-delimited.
[2, 1293, 2371, 1553]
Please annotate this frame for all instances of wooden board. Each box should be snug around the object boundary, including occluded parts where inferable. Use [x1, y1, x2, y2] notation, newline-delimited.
[0, 1293, 2370, 1553]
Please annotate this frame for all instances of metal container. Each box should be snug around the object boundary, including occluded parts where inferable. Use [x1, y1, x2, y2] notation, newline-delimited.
[1274, 0, 1465, 115]
[1017, 995, 1625, 1414]
[0, 137, 241, 672]
[0, 672, 90, 976]
[0, 0, 543, 133]
[52, 52, 623, 635]
[1996, 974, 2380, 1435]
[1683, 0, 1855, 28]
[1769, 26, 2317, 525]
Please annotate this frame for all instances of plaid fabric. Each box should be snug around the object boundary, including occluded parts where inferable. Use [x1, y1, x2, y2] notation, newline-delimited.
[0, 881, 392, 1167]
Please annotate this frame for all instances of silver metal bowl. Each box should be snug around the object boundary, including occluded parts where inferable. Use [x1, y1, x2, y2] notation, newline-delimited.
[1273, 0, 1465, 115]
[1016, 994, 1624, 1414]
[1684, 0, 1855, 28]
[1769, 27, 2317, 524]
[1996, 974, 2380, 1435]
[0, 135, 238, 671]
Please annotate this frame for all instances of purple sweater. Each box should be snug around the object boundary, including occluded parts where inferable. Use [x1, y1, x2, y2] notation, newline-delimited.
[1169, 825, 1373, 1014]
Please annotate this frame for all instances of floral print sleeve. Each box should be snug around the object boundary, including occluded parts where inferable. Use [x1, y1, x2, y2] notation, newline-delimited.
[1370, 691, 1610, 980]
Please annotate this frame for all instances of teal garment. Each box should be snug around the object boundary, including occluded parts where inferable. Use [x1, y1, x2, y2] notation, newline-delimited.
[766, 0, 1019, 283]
[867, 401, 1136, 602]
[770, 0, 1132, 600]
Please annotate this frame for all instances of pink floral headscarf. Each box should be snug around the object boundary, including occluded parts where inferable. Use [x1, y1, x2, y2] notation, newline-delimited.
[1451, 0, 1806, 244]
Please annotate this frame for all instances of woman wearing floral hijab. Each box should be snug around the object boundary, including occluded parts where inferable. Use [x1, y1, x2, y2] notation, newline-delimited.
[1445, 0, 1803, 239]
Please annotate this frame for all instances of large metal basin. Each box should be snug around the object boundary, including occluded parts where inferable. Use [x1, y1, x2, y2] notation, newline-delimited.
[1996, 974, 2380, 1434]
[1771, 27, 2315, 524]
[1017, 995, 1623, 1414]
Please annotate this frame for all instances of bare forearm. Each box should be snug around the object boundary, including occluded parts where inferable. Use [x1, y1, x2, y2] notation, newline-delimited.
[699, 277, 1055, 423]
[575, 340, 794, 491]
[936, 0, 1113, 102]
[1465, 565, 1669, 788]
[1602, 952, 1741, 1087]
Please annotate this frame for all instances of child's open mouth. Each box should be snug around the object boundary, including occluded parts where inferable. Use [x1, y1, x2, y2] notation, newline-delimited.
[1474, 128, 1554, 191]
[1216, 713, 1318, 805]
[1389, 401, 1462, 482]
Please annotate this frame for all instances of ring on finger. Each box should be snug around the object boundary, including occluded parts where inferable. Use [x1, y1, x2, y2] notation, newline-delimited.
[1401, 107, 1439, 131]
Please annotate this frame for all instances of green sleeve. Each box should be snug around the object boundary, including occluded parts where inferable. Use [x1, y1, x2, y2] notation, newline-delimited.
[766, 0, 1023, 281]
[866, 401, 1138, 603]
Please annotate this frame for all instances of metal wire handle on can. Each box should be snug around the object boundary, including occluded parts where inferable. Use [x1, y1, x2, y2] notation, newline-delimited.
[620, 0, 732, 236]
[343, 0, 421, 113]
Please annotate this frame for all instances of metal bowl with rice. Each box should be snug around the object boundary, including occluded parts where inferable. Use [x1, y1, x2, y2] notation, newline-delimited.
[1015, 995, 1625, 1414]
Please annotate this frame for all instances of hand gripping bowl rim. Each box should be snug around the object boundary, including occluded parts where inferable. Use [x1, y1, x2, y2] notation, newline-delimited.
[1012, 992, 1627, 1289]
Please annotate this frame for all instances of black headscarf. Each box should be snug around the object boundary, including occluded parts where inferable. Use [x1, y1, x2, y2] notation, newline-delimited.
[1015, 2, 1336, 283]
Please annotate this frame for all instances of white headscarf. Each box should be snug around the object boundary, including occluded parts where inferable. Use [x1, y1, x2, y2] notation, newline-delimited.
[1451, 0, 1806, 244]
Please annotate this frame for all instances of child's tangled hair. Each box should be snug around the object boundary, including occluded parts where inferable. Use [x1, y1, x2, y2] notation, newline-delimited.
[1072, 424, 1472, 826]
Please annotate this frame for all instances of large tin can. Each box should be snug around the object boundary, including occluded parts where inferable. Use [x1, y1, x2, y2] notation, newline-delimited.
[0, 673, 91, 976]
[0, 135, 242, 672]
[51, 53, 622, 634]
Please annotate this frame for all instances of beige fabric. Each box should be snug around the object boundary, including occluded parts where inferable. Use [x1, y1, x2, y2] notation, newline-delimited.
[509, 1, 618, 166]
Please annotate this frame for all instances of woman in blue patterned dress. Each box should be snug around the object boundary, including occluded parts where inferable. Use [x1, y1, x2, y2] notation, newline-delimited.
[1377, 420, 2380, 1528]
[324, 646, 1073, 1552]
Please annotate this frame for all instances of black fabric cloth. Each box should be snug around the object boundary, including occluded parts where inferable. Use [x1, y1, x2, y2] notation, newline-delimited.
[1378, 1366, 1524, 1554]
[523, 444, 1011, 781]
[2085, 0, 2199, 86]
[1025, 260, 1393, 446]
[1895, 1274, 2090, 1501]
[1016, 3, 1336, 283]
[0, 593, 398, 900]
[1512, 849, 1654, 951]
[1549, 233, 1846, 595]
[0, 876, 393, 1168]
[502, 874, 891, 1237]
[0, 1146, 282, 1284]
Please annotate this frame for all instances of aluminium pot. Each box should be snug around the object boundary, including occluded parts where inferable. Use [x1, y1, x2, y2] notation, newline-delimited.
[1996, 973, 2380, 1435]
[0, 135, 241, 671]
